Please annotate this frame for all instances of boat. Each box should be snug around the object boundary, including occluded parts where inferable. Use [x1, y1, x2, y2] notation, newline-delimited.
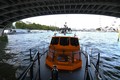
[43, 33, 104, 80]
[59, 22, 72, 34]
[17, 30, 104, 80]
[46, 34, 82, 70]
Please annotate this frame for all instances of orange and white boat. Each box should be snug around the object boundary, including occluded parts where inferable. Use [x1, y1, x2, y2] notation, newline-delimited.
[46, 33, 82, 71]
[17, 23, 104, 80]
[18, 32, 104, 80]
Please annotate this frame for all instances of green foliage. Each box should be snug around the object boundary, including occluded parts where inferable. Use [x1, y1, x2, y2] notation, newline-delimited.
[15, 21, 59, 31]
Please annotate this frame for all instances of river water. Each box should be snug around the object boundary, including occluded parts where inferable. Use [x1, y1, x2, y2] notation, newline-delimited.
[1, 30, 120, 80]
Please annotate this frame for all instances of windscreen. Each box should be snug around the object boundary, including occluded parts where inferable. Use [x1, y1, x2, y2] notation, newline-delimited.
[51, 37, 59, 45]
[70, 38, 79, 46]
[60, 37, 69, 46]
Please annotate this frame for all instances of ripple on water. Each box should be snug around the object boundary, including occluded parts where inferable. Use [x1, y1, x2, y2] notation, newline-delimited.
[106, 69, 120, 80]
[102, 64, 113, 69]
[103, 70, 120, 80]
[114, 66, 120, 71]
[101, 56, 120, 80]
[102, 57, 112, 61]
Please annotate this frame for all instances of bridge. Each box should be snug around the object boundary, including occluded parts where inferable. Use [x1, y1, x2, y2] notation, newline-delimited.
[0, 0, 120, 28]
[0, 1, 119, 79]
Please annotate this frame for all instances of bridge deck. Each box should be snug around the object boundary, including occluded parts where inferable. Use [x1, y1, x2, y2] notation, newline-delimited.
[0, 0, 120, 26]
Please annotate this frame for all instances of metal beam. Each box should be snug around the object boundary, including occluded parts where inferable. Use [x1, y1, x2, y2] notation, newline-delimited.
[0, 0, 120, 26]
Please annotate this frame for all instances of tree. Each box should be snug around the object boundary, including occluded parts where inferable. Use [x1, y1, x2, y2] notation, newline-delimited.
[15, 21, 59, 30]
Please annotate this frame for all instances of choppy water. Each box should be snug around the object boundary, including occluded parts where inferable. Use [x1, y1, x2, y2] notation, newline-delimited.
[77, 32, 120, 80]
[1, 31, 120, 80]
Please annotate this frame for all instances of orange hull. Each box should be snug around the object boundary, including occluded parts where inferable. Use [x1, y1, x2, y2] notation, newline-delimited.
[46, 57, 82, 70]
[46, 36, 82, 71]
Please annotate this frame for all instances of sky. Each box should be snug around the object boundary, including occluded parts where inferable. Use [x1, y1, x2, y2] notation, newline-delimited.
[21, 14, 120, 29]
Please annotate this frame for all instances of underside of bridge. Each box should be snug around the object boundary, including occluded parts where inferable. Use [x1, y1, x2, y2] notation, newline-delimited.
[0, 0, 120, 28]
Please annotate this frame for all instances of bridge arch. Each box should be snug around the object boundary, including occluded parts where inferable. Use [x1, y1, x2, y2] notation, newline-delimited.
[0, 0, 120, 27]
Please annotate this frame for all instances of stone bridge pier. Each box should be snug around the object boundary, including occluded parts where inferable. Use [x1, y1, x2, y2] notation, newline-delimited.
[0, 29, 3, 36]
[0, 24, 12, 36]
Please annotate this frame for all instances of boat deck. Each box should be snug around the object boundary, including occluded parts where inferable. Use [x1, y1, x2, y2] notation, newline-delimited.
[40, 52, 87, 80]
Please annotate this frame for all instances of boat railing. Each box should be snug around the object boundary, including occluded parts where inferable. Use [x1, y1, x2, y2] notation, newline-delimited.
[49, 48, 81, 64]
[17, 49, 48, 80]
[80, 46, 103, 80]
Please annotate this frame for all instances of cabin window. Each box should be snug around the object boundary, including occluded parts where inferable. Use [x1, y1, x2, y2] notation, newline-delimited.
[51, 37, 59, 45]
[60, 37, 69, 46]
[70, 38, 79, 46]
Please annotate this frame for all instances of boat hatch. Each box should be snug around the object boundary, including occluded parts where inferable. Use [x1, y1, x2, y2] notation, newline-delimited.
[57, 54, 69, 62]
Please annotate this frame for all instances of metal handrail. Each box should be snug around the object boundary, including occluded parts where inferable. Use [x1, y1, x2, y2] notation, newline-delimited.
[17, 49, 48, 80]
[80, 46, 102, 80]
[81, 48, 90, 80]
[18, 62, 33, 80]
